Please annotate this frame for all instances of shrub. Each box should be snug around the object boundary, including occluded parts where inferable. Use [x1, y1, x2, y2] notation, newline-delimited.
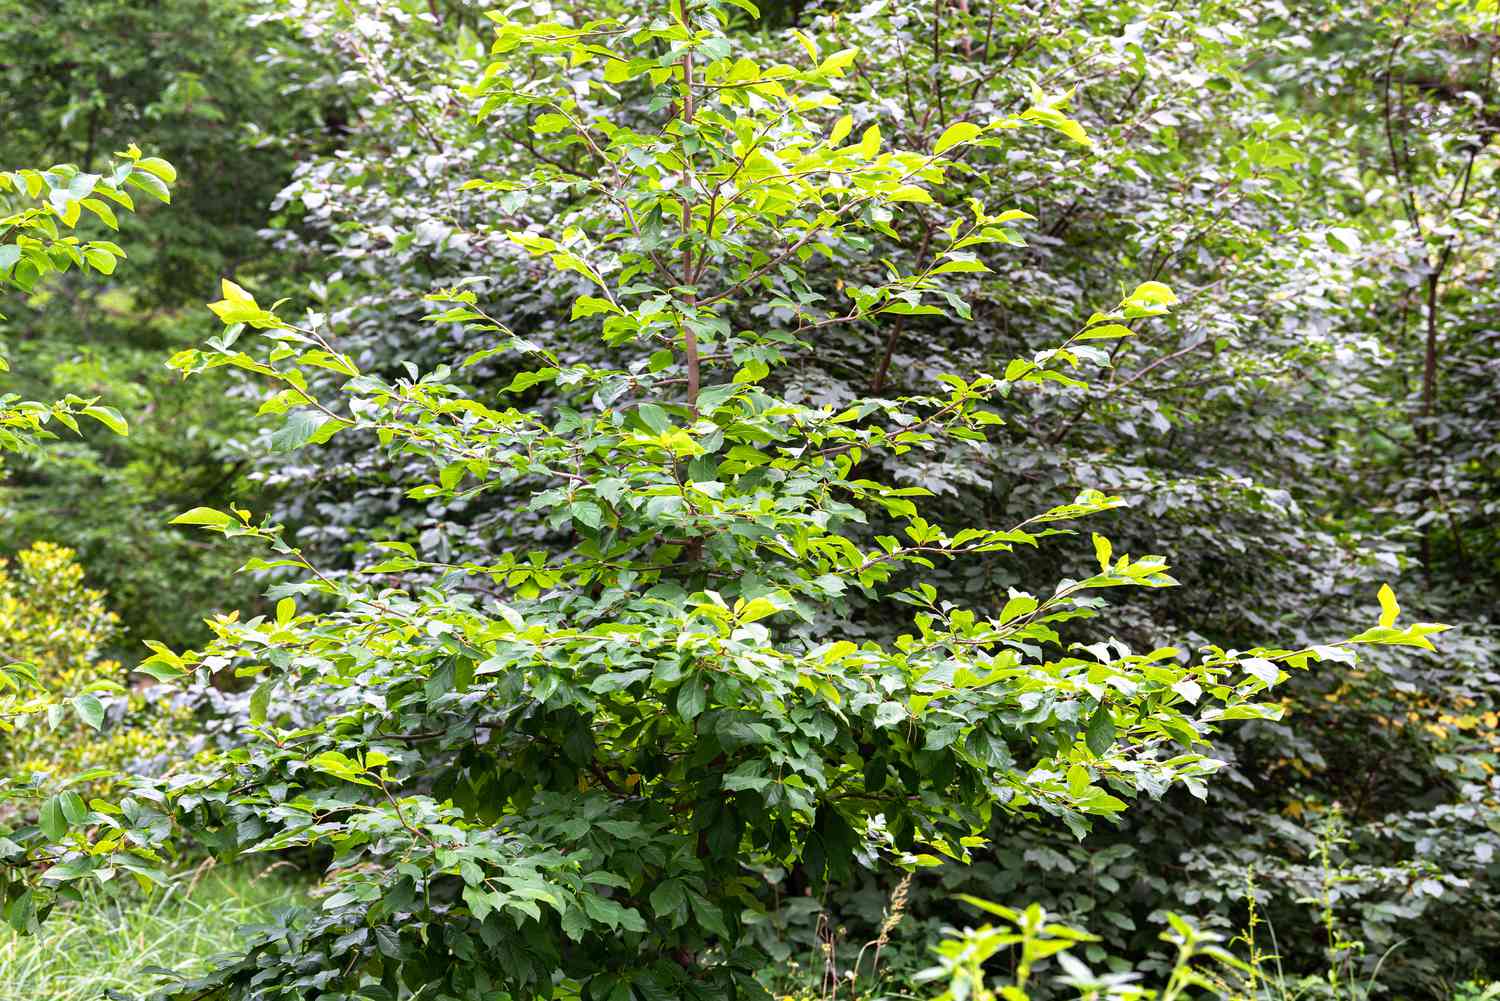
[0, 542, 190, 805]
[1, 4, 1446, 999]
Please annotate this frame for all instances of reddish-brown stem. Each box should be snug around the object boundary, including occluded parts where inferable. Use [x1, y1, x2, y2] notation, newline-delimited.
[931, 0, 947, 129]
[678, 0, 700, 412]
[870, 220, 936, 393]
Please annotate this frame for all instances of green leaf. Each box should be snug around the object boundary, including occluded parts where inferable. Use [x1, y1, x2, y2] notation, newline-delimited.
[635, 403, 670, 434]
[73, 693, 105, 731]
[4, 890, 35, 933]
[216, 278, 252, 303]
[207, 278, 280, 327]
[59, 791, 88, 824]
[931, 256, 988, 273]
[271, 411, 329, 453]
[999, 593, 1037, 625]
[532, 113, 571, 134]
[126, 168, 171, 202]
[572, 295, 622, 319]
[506, 368, 559, 394]
[888, 185, 934, 204]
[249, 681, 274, 725]
[688, 891, 730, 937]
[81, 197, 119, 230]
[1242, 657, 1281, 687]
[39, 796, 68, 841]
[82, 247, 117, 274]
[582, 894, 646, 933]
[309, 750, 376, 787]
[1084, 705, 1116, 756]
[570, 501, 603, 530]
[676, 681, 707, 721]
[737, 595, 782, 623]
[648, 879, 687, 922]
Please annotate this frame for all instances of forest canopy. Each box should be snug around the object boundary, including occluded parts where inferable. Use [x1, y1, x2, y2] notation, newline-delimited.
[1, 1, 1498, 1000]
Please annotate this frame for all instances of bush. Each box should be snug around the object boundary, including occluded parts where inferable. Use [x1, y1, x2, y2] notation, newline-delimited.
[0, 4, 1463, 999]
[0, 542, 190, 804]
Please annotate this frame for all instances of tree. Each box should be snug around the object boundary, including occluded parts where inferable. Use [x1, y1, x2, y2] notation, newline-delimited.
[0, 3, 1446, 997]
[230, 2, 1493, 985]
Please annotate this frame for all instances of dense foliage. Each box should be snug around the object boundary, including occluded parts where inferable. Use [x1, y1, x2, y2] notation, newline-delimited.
[2, 0, 1497, 999]
[0, 542, 182, 791]
[0, 0, 319, 648]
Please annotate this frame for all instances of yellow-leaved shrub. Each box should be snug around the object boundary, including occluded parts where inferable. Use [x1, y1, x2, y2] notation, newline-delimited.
[0, 542, 187, 794]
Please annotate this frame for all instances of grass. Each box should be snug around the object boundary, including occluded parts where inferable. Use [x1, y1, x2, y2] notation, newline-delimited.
[0, 862, 305, 1001]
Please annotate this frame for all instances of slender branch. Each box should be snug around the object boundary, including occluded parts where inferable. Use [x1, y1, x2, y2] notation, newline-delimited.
[870, 219, 936, 393]
[1381, 10, 1423, 236]
[931, 0, 947, 130]
[678, 0, 700, 412]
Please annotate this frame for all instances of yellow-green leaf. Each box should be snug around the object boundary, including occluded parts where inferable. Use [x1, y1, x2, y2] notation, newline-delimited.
[1378, 583, 1399, 628]
[1128, 280, 1178, 306]
[1093, 533, 1113, 573]
[171, 506, 234, 528]
[136, 157, 177, 183]
[934, 121, 981, 155]
[818, 47, 858, 77]
[829, 113, 853, 146]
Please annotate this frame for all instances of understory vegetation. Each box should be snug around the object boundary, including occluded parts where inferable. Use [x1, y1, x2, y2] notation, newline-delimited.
[2, 1, 1498, 999]
[0, 865, 305, 1001]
